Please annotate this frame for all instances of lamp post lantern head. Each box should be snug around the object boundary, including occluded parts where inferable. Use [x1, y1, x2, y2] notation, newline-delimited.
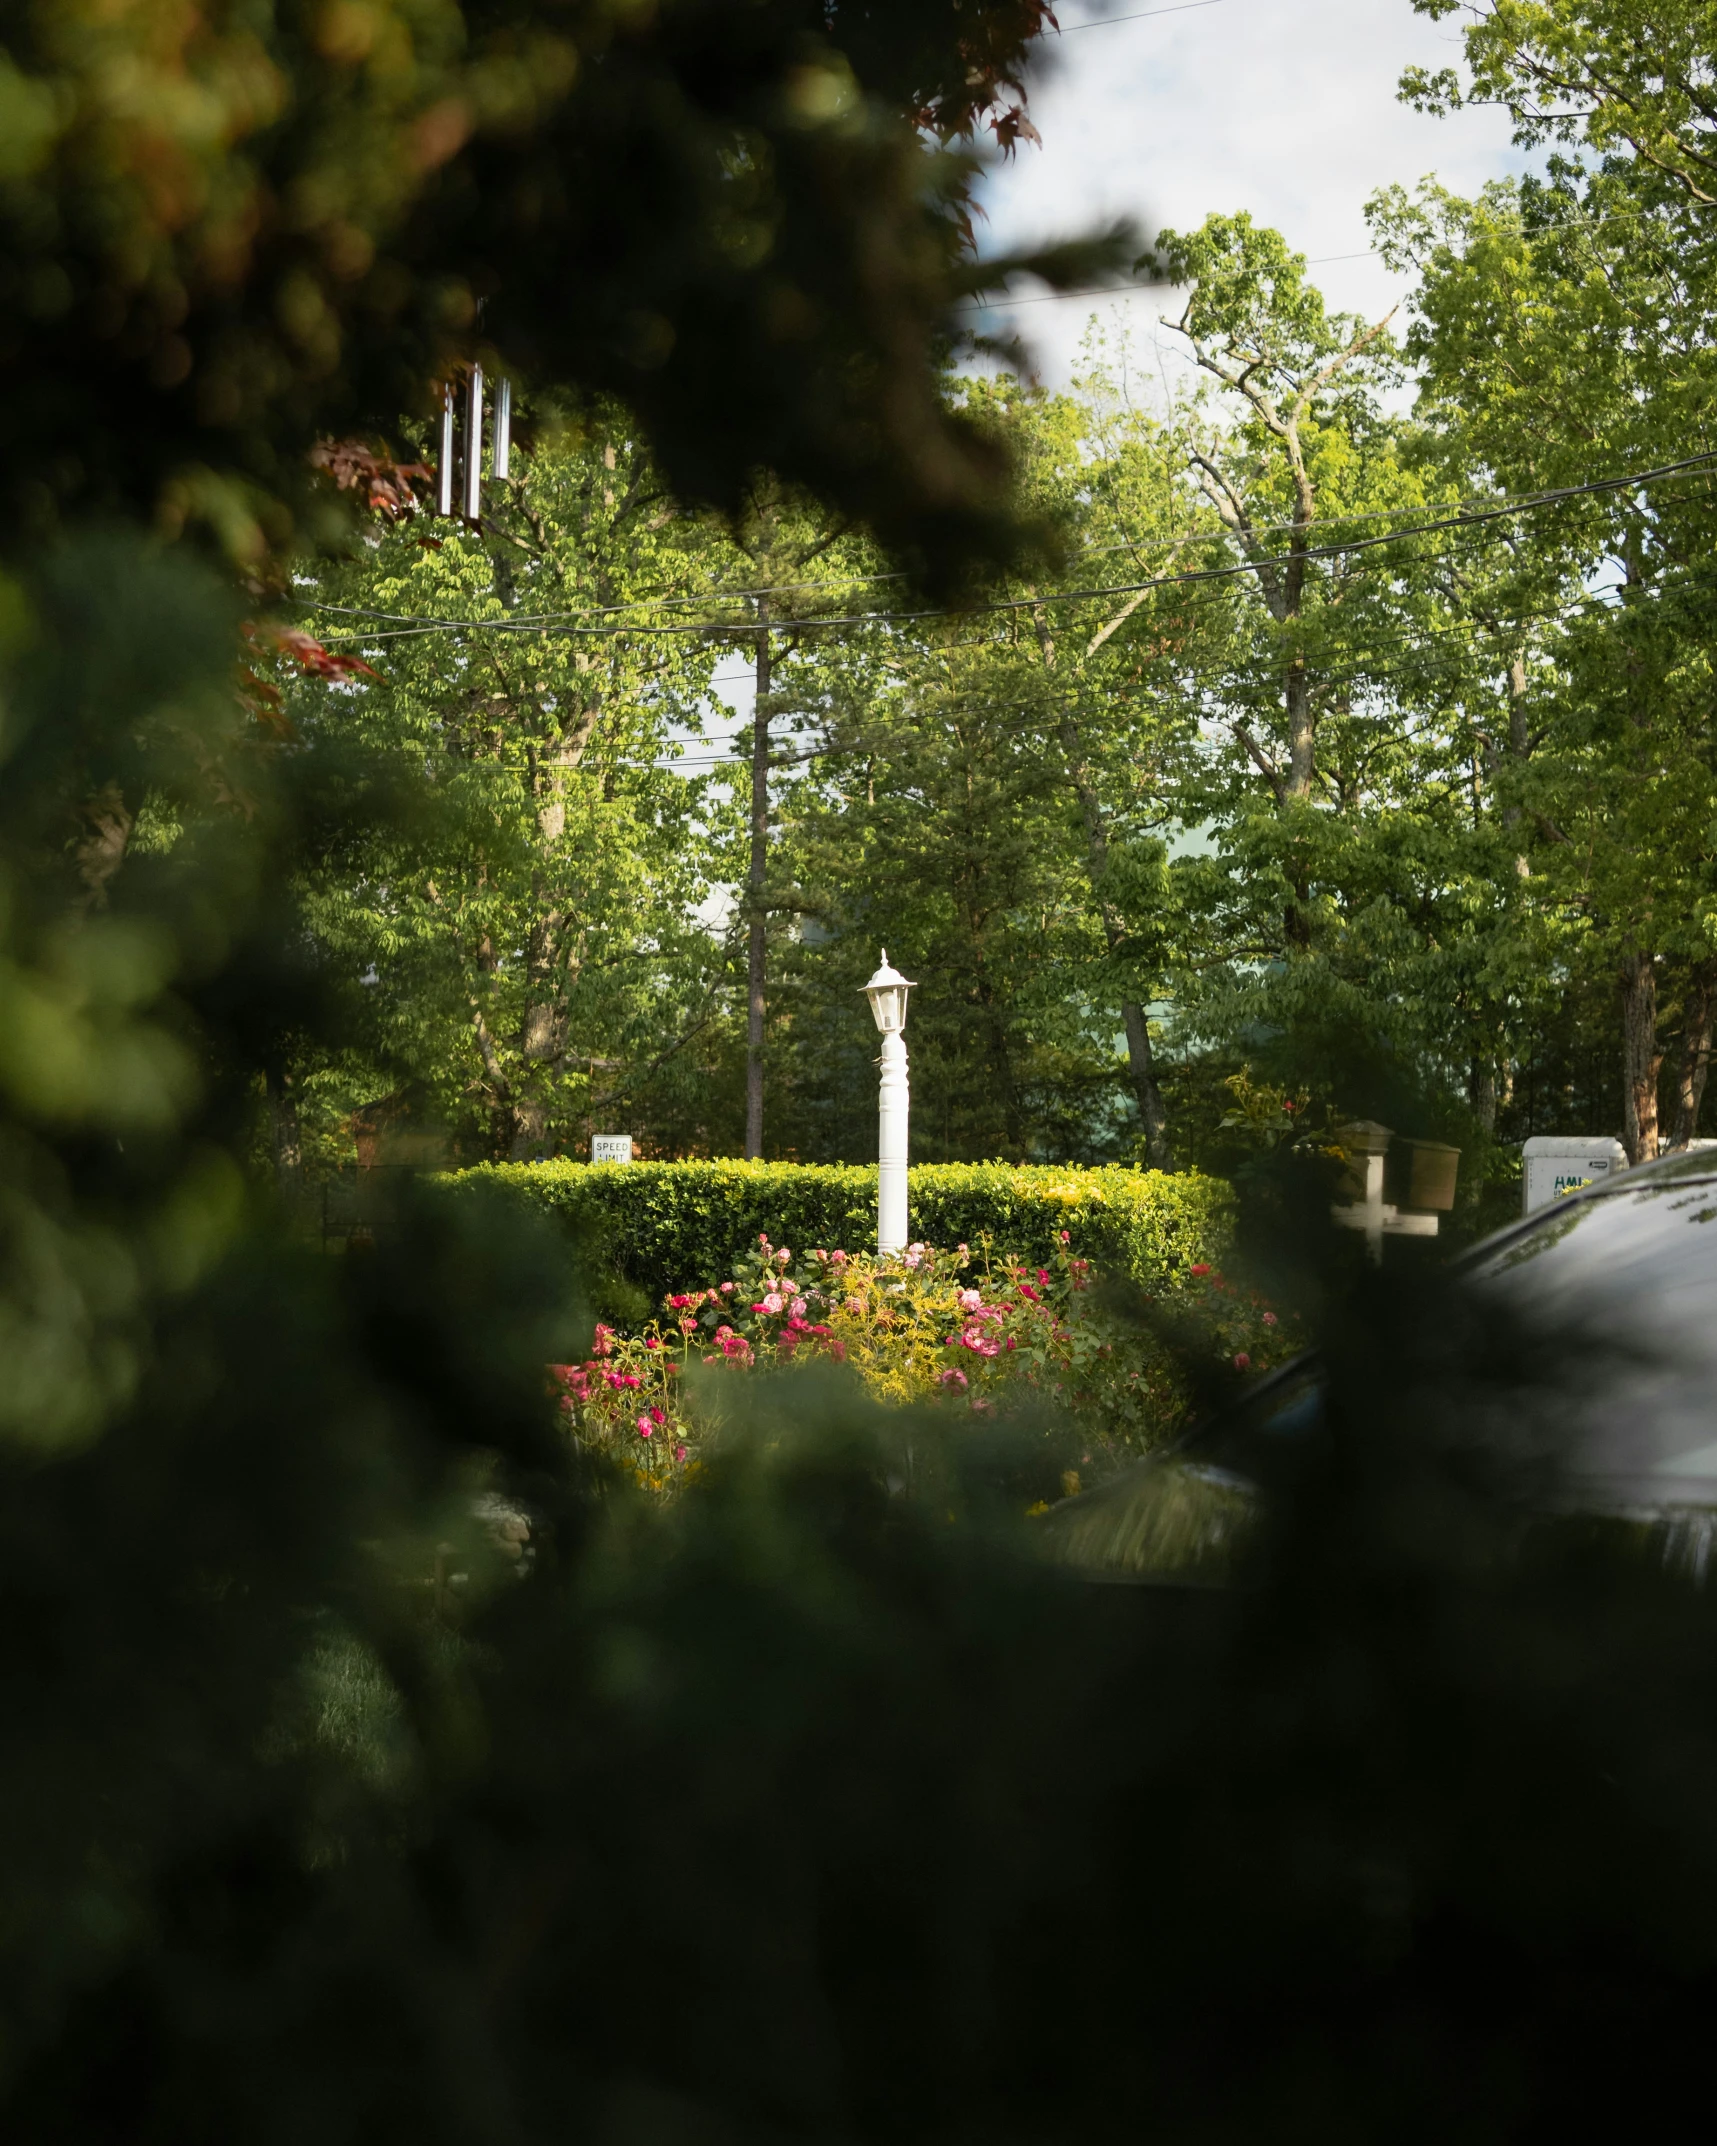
[861, 951, 914, 1036]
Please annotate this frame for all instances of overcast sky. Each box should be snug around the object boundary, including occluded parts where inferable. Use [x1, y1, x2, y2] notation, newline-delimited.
[968, 0, 1534, 390]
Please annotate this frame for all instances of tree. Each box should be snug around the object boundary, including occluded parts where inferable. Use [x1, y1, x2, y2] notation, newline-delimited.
[711, 483, 875, 1159]
[746, 374, 1211, 1165]
[288, 401, 732, 1161]
[1374, 148, 1717, 1156]
[1126, 217, 1524, 1140]
[994, 370, 1210, 1168]
[1404, 0, 1717, 208]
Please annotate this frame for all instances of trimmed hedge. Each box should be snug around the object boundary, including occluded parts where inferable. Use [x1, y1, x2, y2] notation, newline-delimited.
[438, 1160, 1232, 1314]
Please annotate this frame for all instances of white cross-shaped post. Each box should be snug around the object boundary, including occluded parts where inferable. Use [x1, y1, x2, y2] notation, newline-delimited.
[1332, 1123, 1440, 1263]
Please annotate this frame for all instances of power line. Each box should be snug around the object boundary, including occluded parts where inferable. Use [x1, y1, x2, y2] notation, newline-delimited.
[301, 467, 1704, 644]
[304, 450, 1717, 649]
[351, 564, 1710, 792]
[1056, 0, 1227, 29]
[611, 568, 1717, 776]
[960, 206, 1692, 313]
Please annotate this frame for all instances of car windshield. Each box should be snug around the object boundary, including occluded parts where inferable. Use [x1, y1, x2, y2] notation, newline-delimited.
[1464, 1151, 1717, 1512]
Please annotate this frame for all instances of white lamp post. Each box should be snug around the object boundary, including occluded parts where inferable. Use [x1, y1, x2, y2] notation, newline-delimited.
[862, 951, 914, 1257]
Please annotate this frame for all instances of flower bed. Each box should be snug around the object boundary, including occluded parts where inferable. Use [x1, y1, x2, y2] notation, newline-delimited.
[550, 1231, 1295, 1495]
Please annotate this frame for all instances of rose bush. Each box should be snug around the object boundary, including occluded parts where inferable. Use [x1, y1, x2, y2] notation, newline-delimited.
[550, 1233, 1297, 1494]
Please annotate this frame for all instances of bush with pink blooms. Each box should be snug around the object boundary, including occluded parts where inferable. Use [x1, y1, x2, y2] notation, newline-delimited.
[549, 1230, 1297, 1493]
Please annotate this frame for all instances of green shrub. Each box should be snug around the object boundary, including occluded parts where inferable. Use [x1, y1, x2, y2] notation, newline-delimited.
[438, 1159, 1232, 1314]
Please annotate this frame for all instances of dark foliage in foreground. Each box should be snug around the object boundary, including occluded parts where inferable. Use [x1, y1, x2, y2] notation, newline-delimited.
[7, 1229, 1717, 2142]
[3, 540, 1714, 2141]
[0, 0, 1114, 581]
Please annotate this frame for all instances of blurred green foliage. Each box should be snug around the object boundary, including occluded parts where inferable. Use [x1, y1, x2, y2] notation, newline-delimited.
[0, 0, 1110, 579]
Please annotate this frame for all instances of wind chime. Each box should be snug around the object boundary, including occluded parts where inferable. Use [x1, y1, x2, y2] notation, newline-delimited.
[435, 365, 513, 521]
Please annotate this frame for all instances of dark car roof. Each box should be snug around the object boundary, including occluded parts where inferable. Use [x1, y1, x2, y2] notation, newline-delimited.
[1040, 1147, 1717, 1581]
[1461, 1147, 1717, 1511]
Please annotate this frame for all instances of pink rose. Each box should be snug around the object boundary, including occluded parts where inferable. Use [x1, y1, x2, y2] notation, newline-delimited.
[762, 1292, 784, 1315]
[720, 1281, 736, 1294]
[1233, 1352, 1251, 1371]
[1262, 1311, 1278, 1327]
[939, 1368, 969, 1391]
[958, 1288, 982, 1313]
[790, 1297, 807, 1318]
[674, 1443, 688, 1464]
[636, 1416, 654, 1437]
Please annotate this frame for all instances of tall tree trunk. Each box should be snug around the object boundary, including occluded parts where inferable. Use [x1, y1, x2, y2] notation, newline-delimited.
[1669, 960, 1717, 1149]
[1284, 659, 1315, 800]
[745, 607, 770, 1160]
[1501, 649, 1532, 880]
[1058, 713, 1171, 1167]
[1620, 948, 1662, 1164]
[1120, 1001, 1170, 1167]
[507, 702, 599, 1160]
[1471, 1059, 1498, 1136]
[511, 915, 563, 1160]
[1280, 659, 1315, 949]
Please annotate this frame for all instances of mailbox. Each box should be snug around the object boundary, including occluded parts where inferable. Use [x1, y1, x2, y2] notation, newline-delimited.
[1521, 1136, 1627, 1216]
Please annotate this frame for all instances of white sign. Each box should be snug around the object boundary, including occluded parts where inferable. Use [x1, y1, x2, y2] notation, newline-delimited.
[1522, 1136, 1627, 1215]
[591, 1134, 633, 1165]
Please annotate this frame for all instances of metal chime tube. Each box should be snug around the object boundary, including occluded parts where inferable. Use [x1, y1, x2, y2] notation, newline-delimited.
[436, 381, 456, 516]
[464, 364, 484, 521]
[493, 377, 512, 480]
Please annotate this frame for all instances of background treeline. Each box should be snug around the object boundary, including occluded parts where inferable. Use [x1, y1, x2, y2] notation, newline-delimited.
[277, 138, 1717, 1190]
